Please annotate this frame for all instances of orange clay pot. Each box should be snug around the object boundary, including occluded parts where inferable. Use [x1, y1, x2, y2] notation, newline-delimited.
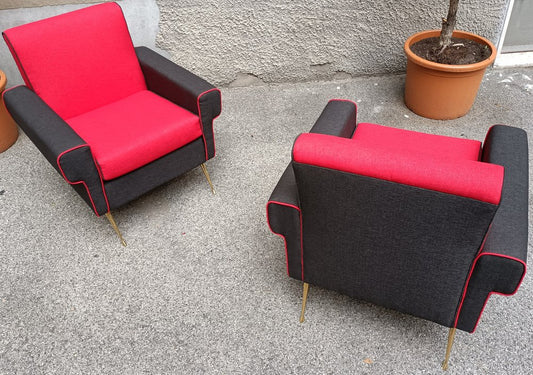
[404, 30, 496, 120]
[0, 69, 18, 152]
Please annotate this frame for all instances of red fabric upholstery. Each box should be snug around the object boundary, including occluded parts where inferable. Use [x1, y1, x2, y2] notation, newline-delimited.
[2, 2, 146, 119]
[353, 122, 482, 161]
[67, 90, 202, 180]
[293, 132, 503, 204]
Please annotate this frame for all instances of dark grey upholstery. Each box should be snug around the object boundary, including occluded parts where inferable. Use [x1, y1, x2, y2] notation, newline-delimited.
[267, 99, 357, 279]
[267, 102, 529, 333]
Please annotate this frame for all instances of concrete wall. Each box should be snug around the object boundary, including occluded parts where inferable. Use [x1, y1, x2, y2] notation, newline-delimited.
[0, 0, 160, 88]
[156, 0, 509, 86]
[1, 0, 509, 88]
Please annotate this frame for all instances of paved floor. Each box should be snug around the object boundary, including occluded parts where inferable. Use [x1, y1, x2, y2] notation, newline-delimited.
[1, 67, 532, 374]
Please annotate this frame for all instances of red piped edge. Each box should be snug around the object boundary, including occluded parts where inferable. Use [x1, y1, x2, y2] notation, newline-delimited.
[57, 144, 110, 216]
[454, 252, 527, 333]
[197, 87, 222, 160]
[266, 200, 304, 280]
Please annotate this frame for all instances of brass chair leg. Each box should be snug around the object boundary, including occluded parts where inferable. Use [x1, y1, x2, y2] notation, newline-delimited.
[200, 163, 216, 195]
[105, 212, 127, 247]
[299, 282, 310, 323]
[442, 327, 457, 370]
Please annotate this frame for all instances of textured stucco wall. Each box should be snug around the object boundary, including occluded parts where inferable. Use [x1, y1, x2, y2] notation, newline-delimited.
[156, 0, 509, 86]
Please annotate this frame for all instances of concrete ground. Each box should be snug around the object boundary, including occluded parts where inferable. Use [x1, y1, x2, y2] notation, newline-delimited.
[1, 67, 532, 374]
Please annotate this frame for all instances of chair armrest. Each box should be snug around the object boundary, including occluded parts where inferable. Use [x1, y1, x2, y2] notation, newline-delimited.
[310, 99, 357, 138]
[481, 125, 529, 261]
[135, 46, 221, 159]
[3, 86, 109, 215]
[4, 86, 85, 163]
[267, 165, 302, 279]
[267, 99, 357, 279]
[455, 125, 528, 332]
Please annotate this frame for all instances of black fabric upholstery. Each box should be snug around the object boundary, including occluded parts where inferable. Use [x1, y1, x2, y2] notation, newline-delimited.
[267, 100, 358, 279]
[4, 86, 109, 214]
[104, 137, 206, 210]
[4, 86, 86, 166]
[455, 256, 525, 332]
[58, 145, 109, 215]
[135, 46, 221, 159]
[267, 166, 302, 279]
[293, 162, 498, 328]
[480, 125, 529, 260]
[309, 100, 357, 137]
[456, 125, 529, 332]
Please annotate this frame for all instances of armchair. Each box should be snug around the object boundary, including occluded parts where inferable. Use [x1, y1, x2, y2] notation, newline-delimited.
[267, 100, 528, 369]
[3, 2, 221, 245]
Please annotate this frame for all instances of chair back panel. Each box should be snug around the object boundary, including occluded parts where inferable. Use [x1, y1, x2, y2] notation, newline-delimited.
[293, 162, 498, 327]
[3, 2, 146, 119]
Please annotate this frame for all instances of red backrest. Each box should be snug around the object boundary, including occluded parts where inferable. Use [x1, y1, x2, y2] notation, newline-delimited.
[3, 2, 146, 119]
[353, 122, 482, 161]
[293, 132, 504, 205]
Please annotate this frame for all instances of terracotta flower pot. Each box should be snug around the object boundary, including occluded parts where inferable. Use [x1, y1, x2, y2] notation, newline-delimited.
[0, 69, 18, 152]
[404, 30, 496, 120]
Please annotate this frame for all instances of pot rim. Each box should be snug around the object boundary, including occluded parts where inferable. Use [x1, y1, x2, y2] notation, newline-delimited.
[404, 30, 497, 73]
[0, 69, 6, 91]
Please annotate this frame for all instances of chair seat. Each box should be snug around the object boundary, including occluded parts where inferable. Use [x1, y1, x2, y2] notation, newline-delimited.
[353, 122, 482, 161]
[67, 90, 203, 180]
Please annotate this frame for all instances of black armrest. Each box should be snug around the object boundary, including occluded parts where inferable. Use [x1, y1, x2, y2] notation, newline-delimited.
[5, 86, 85, 164]
[456, 125, 529, 332]
[481, 125, 529, 261]
[267, 165, 302, 279]
[310, 99, 357, 138]
[270, 98, 359, 208]
[4, 86, 109, 215]
[267, 99, 358, 279]
[135, 46, 221, 159]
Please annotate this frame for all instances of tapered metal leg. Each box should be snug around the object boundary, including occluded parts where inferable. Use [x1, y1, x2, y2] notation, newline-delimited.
[105, 212, 127, 247]
[200, 163, 216, 195]
[442, 327, 456, 370]
[299, 282, 310, 323]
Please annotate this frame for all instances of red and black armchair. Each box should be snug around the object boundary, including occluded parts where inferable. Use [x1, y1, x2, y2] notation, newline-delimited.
[2, 2, 221, 245]
[267, 99, 529, 369]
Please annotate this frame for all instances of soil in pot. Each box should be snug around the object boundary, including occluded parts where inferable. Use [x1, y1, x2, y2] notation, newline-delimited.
[410, 37, 491, 65]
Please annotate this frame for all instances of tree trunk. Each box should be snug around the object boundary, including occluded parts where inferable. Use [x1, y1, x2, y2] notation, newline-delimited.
[439, 0, 460, 52]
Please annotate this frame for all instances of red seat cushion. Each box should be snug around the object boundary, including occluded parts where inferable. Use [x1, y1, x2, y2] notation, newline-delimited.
[67, 90, 202, 180]
[353, 122, 481, 161]
[3, 2, 146, 119]
[293, 132, 503, 205]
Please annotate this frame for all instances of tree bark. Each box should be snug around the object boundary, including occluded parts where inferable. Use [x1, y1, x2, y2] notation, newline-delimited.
[439, 0, 460, 52]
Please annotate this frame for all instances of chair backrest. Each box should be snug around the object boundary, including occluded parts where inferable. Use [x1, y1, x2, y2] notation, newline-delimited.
[291, 132, 503, 327]
[3, 2, 146, 119]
